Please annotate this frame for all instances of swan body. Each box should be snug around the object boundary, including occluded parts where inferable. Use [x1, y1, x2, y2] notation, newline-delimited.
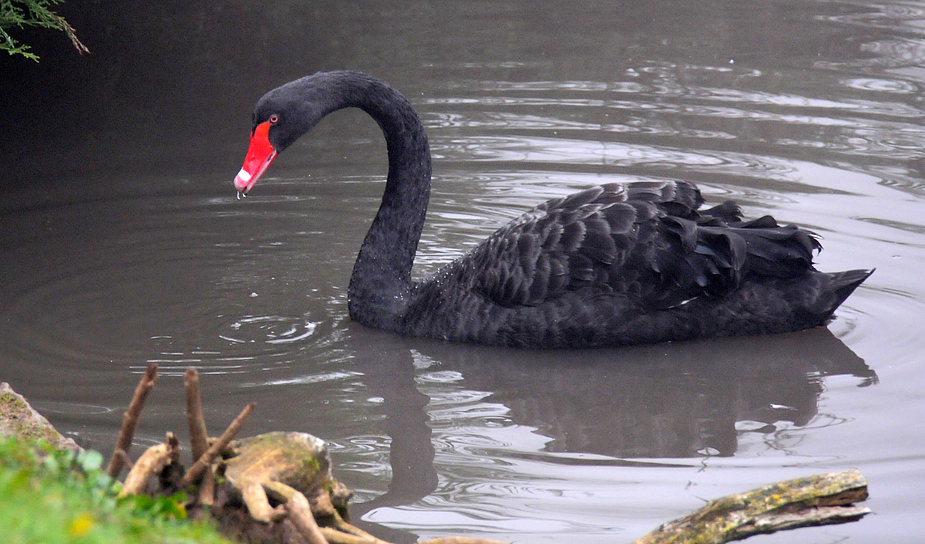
[234, 71, 871, 348]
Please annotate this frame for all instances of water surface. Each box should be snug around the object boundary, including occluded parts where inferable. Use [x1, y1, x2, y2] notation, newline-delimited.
[2, 1, 925, 542]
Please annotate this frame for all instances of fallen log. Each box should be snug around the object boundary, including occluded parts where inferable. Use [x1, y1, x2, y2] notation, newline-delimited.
[632, 469, 869, 544]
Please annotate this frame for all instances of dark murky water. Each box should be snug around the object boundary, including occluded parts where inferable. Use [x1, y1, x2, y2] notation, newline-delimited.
[2, 1, 925, 542]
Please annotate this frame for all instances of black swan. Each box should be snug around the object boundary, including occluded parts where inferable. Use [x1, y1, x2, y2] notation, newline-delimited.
[233, 71, 872, 348]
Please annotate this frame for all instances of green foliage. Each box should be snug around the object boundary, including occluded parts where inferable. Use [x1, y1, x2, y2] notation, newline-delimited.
[0, 0, 87, 61]
[0, 437, 235, 544]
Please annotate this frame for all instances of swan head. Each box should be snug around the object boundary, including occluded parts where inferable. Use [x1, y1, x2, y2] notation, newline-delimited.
[234, 75, 328, 193]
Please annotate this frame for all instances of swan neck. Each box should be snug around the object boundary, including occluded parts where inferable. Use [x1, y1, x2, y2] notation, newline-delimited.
[325, 74, 430, 328]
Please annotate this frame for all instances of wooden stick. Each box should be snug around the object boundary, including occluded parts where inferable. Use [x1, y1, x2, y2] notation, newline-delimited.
[176, 402, 255, 489]
[111, 448, 134, 471]
[107, 363, 158, 478]
[117, 433, 180, 497]
[184, 368, 210, 461]
[197, 466, 215, 506]
[184, 367, 212, 496]
[631, 469, 870, 544]
[184, 367, 215, 504]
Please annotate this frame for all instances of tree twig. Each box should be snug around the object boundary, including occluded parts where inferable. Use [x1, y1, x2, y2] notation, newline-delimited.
[107, 363, 158, 478]
[48, 12, 89, 54]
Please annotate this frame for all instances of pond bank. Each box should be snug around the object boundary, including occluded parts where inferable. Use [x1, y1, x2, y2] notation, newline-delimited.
[0, 382, 81, 452]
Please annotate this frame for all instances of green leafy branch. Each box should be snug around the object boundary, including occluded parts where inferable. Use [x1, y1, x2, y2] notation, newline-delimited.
[1, 0, 88, 61]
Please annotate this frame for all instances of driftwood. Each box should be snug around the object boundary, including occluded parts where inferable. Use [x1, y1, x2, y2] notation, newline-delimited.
[110, 365, 868, 544]
[632, 469, 869, 544]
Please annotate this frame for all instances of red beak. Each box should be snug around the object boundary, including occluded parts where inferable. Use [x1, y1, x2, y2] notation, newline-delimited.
[234, 121, 277, 193]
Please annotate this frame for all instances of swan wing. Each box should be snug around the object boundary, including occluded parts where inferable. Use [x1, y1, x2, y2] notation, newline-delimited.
[465, 180, 820, 310]
[466, 181, 686, 307]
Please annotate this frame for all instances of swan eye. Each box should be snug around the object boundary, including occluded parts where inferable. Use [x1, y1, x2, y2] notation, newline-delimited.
[269, 114, 280, 124]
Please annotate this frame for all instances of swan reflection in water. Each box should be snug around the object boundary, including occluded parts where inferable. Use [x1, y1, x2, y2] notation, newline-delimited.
[342, 326, 874, 539]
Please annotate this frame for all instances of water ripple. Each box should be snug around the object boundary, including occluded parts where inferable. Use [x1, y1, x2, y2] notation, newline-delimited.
[220, 315, 319, 345]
